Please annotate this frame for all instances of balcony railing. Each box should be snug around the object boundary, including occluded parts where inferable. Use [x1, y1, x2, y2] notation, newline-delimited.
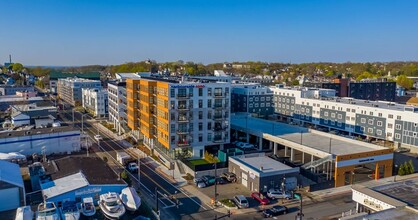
[178, 116, 189, 122]
[178, 139, 191, 146]
[214, 92, 224, 98]
[177, 129, 189, 134]
[178, 105, 188, 111]
[176, 94, 189, 99]
[213, 114, 223, 120]
[214, 104, 223, 109]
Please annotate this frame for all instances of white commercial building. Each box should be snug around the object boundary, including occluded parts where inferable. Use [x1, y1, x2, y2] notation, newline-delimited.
[57, 77, 102, 106]
[0, 160, 25, 212]
[271, 86, 418, 152]
[0, 127, 81, 155]
[82, 88, 108, 118]
[107, 81, 127, 135]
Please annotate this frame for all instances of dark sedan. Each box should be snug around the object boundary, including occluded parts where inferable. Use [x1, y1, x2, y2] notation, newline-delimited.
[262, 206, 288, 218]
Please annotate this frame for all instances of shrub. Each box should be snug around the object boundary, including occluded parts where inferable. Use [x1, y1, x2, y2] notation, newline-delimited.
[219, 199, 236, 207]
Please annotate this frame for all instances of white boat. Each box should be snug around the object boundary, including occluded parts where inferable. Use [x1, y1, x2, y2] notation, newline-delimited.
[36, 202, 60, 220]
[79, 197, 96, 217]
[60, 201, 80, 220]
[120, 187, 141, 212]
[99, 192, 126, 219]
[15, 206, 34, 220]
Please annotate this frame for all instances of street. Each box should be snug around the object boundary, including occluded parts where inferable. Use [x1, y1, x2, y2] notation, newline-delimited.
[59, 109, 221, 219]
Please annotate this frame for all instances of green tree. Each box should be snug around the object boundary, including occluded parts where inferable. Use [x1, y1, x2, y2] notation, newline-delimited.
[120, 170, 132, 186]
[396, 75, 414, 90]
[35, 80, 45, 89]
[356, 71, 377, 81]
[398, 163, 406, 176]
[408, 160, 415, 174]
[291, 80, 300, 86]
[12, 63, 24, 72]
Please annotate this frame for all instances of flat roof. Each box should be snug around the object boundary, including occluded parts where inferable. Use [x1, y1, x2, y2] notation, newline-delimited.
[343, 208, 418, 220]
[42, 172, 89, 199]
[231, 114, 385, 156]
[44, 156, 125, 185]
[0, 126, 78, 139]
[372, 179, 418, 209]
[0, 160, 24, 188]
[231, 156, 293, 173]
[12, 104, 57, 112]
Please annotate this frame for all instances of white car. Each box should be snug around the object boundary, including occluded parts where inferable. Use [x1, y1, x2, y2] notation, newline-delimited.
[94, 135, 103, 141]
[127, 162, 139, 172]
[267, 189, 291, 199]
[240, 143, 255, 150]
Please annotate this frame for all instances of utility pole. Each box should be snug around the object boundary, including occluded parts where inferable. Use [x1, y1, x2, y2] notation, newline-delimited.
[214, 160, 218, 206]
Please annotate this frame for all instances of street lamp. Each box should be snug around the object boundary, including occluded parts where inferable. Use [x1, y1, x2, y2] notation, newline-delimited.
[80, 113, 89, 156]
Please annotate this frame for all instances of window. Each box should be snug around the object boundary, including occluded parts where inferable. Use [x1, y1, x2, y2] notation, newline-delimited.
[331, 121, 335, 125]
[249, 97, 253, 102]
[260, 103, 265, 107]
[351, 109, 355, 113]
[189, 123, 193, 132]
[324, 119, 329, 124]
[397, 116, 401, 120]
[306, 109, 310, 113]
[170, 88, 175, 98]
[377, 121, 383, 127]
[395, 133, 401, 139]
[387, 132, 392, 137]
[261, 97, 265, 101]
[360, 127, 365, 132]
[199, 134, 203, 142]
[207, 133, 212, 141]
[249, 104, 253, 108]
[291, 100, 295, 104]
[331, 113, 336, 118]
[171, 136, 175, 144]
[368, 119, 373, 125]
[208, 88, 212, 96]
[388, 114, 393, 119]
[376, 130, 382, 136]
[346, 108, 350, 112]
[378, 113, 382, 117]
[337, 114, 342, 119]
[337, 122, 342, 127]
[198, 111, 203, 119]
[396, 124, 401, 130]
[415, 123, 418, 127]
[207, 122, 212, 130]
[346, 116, 350, 121]
[388, 123, 393, 129]
[361, 118, 366, 123]
[171, 124, 175, 133]
[266, 97, 271, 101]
[255, 103, 259, 108]
[199, 100, 203, 108]
[171, 113, 175, 121]
[291, 106, 294, 110]
[266, 103, 271, 107]
[368, 128, 373, 133]
[255, 97, 259, 101]
[198, 122, 203, 131]
[324, 112, 329, 117]
[414, 132, 417, 137]
[199, 88, 203, 96]
[370, 112, 373, 116]
[207, 99, 212, 108]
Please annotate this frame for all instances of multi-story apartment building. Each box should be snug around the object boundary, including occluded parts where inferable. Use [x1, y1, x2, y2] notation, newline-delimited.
[82, 88, 108, 118]
[57, 77, 102, 105]
[271, 86, 418, 150]
[49, 71, 100, 94]
[349, 80, 396, 102]
[231, 83, 274, 117]
[108, 81, 128, 134]
[126, 76, 231, 159]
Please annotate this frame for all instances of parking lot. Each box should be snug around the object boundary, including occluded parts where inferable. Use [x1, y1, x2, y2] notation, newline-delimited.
[194, 177, 298, 210]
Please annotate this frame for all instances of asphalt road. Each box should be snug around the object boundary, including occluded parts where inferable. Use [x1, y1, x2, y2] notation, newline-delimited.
[59, 109, 215, 219]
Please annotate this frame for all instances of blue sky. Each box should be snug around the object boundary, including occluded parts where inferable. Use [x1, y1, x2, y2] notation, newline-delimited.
[1, 0, 418, 66]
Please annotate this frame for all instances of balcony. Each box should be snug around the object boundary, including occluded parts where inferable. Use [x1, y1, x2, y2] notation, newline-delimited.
[214, 104, 223, 109]
[178, 139, 191, 147]
[213, 126, 228, 132]
[177, 105, 188, 111]
[213, 114, 223, 120]
[176, 129, 189, 134]
[178, 116, 189, 122]
[213, 136, 224, 143]
[176, 94, 189, 99]
[214, 92, 224, 98]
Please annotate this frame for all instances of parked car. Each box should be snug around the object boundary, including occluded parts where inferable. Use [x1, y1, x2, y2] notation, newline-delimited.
[233, 195, 249, 209]
[194, 178, 207, 188]
[262, 206, 288, 217]
[240, 143, 255, 150]
[235, 142, 247, 147]
[215, 177, 228, 184]
[94, 134, 103, 141]
[127, 162, 139, 172]
[222, 172, 237, 182]
[395, 147, 410, 153]
[201, 175, 216, 186]
[267, 189, 291, 199]
[251, 192, 269, 205]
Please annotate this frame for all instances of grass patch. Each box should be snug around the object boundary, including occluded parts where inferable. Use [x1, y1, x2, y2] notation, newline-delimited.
[188, 159, 210, 166]
[219, 199, 236, 208]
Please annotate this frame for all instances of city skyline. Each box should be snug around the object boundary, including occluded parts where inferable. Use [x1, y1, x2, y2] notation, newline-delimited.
[1, 0, 418, 66]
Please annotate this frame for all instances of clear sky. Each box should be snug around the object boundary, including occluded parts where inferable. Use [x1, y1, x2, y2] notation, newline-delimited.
[1, 0, 418, 66]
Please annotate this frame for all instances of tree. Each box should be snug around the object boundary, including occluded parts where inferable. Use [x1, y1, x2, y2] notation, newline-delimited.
[35, 80, 45, 89]
[408, 160, 415, 174]
[12, 63, 24, 72]
[396, 75, 414, 90]
[398, 163, 406, 176]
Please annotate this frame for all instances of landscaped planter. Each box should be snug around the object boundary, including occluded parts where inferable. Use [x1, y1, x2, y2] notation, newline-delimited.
[219, 199, 238, 210]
